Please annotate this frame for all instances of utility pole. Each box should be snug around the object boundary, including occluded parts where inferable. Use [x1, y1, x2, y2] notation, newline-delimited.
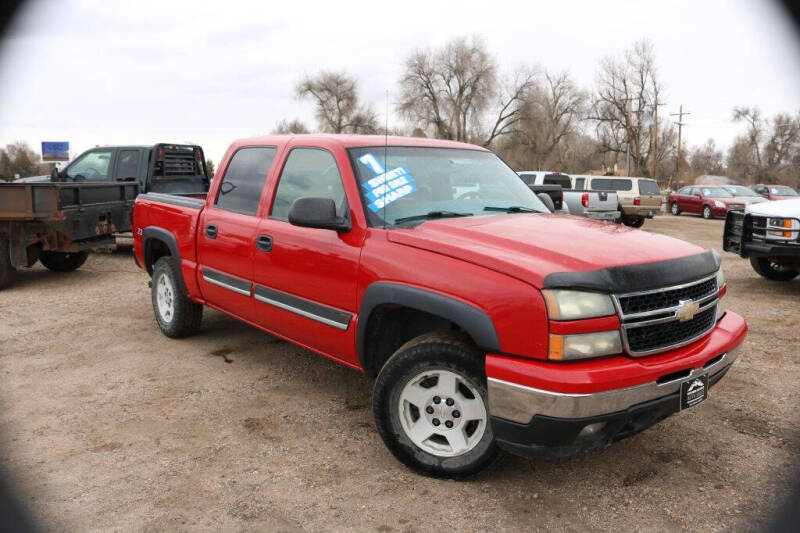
[670, 105, 690, 189]
[649, 96, 667, 185]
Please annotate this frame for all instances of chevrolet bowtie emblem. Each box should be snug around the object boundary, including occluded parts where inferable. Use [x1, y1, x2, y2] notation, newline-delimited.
[676, 299, 700, 322]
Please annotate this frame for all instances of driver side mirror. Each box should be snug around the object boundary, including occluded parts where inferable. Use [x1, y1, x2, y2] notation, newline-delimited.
[288, 197, 351, 232]
[50, 167, 61, 181]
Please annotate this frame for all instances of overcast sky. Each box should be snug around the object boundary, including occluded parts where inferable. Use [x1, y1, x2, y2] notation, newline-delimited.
[0, 0, 798, 164]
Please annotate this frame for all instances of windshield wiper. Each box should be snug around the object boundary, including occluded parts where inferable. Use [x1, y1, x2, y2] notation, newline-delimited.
[393, 211, 474, 225]
[483, 206, 541, 213]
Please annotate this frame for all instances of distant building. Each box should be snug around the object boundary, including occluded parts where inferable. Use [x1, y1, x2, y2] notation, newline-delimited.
[693, 174, 739, 185]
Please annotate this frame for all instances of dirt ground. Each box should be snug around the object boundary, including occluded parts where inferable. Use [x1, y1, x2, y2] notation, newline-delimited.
[1, 214, 798, 532]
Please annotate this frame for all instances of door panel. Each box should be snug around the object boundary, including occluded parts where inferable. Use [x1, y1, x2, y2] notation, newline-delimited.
[196, 208, 257, 321]
[251, 146, 361, 363]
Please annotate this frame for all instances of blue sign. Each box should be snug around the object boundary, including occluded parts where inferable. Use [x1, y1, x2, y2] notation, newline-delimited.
[41, 142, 69, 162]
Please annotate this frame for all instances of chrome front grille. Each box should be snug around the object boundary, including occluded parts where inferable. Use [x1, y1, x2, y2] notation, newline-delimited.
[614, 274, 719, 356]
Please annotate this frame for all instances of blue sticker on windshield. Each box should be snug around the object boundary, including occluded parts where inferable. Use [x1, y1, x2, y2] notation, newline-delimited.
[362, 166, 418, 212]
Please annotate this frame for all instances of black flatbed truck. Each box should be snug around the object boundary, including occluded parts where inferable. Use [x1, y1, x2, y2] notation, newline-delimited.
[1, 143, 210, 289]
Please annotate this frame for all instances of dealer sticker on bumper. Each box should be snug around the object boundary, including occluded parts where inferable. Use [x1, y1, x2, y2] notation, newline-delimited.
[680, 374, 708, 410]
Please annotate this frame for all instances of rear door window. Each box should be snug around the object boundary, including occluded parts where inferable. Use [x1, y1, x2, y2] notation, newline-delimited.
[591, 178, 633, 192]
[115, 150, 140, 180]
[214, 147, 277, 215]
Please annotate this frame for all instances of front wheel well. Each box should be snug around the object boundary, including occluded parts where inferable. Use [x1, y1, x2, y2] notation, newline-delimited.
[360, 304, 479, 377]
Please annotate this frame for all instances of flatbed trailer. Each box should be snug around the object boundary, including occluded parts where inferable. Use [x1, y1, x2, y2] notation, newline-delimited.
[0, 181, 137, 289]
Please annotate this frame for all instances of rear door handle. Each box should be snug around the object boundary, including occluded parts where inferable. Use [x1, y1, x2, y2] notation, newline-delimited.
[256, 234, 273, 252]
[205, 225, 218, 239]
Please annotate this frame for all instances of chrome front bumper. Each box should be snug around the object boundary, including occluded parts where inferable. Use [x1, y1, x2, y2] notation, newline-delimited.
[487, 346, 739, 424]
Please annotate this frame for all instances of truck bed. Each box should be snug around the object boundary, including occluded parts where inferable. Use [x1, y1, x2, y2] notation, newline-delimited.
[0, 182, 138, 220]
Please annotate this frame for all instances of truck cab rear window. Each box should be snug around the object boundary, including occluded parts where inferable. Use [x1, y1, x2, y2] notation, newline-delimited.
[543, 174, 571, 189]
[214, 147, 277, 215]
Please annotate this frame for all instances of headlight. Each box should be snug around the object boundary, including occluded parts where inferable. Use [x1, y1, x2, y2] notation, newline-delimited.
[714, 201, 725, 208]
[542, 290, 616, 320]
[549, 331, 622, 360]
[716, 268, 725, 289]
[766, 218, 800, 239]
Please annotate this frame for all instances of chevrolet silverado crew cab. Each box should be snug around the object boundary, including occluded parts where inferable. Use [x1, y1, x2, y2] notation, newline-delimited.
[724, 197, 800, 281]
[133, 135, 747, 478]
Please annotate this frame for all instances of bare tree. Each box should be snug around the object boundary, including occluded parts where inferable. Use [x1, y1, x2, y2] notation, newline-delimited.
[296, 71, 378, 134]
[588, 40, 663, 175]
[272, 119, 310, 134]
[504, 70, 587, 169]
[0, 142, 48, 181]
[397, 36, 534, 146]
[729, 107, 800, 186]
[689, 139, 725, 176]
[732, 106, 764, 170]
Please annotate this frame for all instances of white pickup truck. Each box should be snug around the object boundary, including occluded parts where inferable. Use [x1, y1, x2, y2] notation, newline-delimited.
[723, 197, 800, 281]
[518, 171, 620, 221]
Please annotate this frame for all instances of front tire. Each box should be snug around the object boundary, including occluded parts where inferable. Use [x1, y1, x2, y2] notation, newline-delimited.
[39, 251, 88, 272]
[151, 256, 203, 337]
[702, 206, 713, 219]
[373, 332, 501, 478]
[0, 237, 16, 290]
[671, 202, 681, 216]
[749, 257, 799, 281]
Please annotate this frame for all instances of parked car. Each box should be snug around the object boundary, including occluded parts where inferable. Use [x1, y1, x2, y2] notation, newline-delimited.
[132, 134, 746, 478]
[581, 176, 661, 228]
[723, 185, 769, 205]
[753, 184, 799, 201]
[668, 185, 747, 219]
[518, 171, 619, 221]
[724, 197, 800, 281]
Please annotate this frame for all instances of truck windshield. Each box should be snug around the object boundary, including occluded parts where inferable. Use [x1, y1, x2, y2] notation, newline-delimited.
[348, 146, 548, 226]
[771, 187, 798, 196]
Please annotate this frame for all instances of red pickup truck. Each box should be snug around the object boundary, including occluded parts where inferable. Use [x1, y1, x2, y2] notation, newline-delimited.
[133, 135, 747, 478]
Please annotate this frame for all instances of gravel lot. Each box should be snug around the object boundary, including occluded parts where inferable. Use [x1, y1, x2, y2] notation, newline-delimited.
[1, 214, 798, 532]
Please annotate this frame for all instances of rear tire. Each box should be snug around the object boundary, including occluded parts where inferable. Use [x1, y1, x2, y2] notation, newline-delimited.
[702, 206, 713, 219]
[151, 256, 203, 338]
[623, 217, 645, 228]
[749, 257, 799, 281]
[39, 251, 88, 272]
[0, 237, 16, 290]
[373, 332, 501, 478]
[671, 202, 681, 216]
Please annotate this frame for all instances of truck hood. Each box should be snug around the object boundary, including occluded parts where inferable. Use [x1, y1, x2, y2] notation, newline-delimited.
[746, 197, 800, 217]
[388, 214, 705, 289]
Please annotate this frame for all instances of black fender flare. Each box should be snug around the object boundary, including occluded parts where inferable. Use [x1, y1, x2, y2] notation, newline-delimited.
[142, 226, 180, 276]
[357, 282, 501, 373]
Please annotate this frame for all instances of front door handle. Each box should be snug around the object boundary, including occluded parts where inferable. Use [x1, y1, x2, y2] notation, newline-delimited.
[205, 225, 218, 239]
[256, 234, 273, 252]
